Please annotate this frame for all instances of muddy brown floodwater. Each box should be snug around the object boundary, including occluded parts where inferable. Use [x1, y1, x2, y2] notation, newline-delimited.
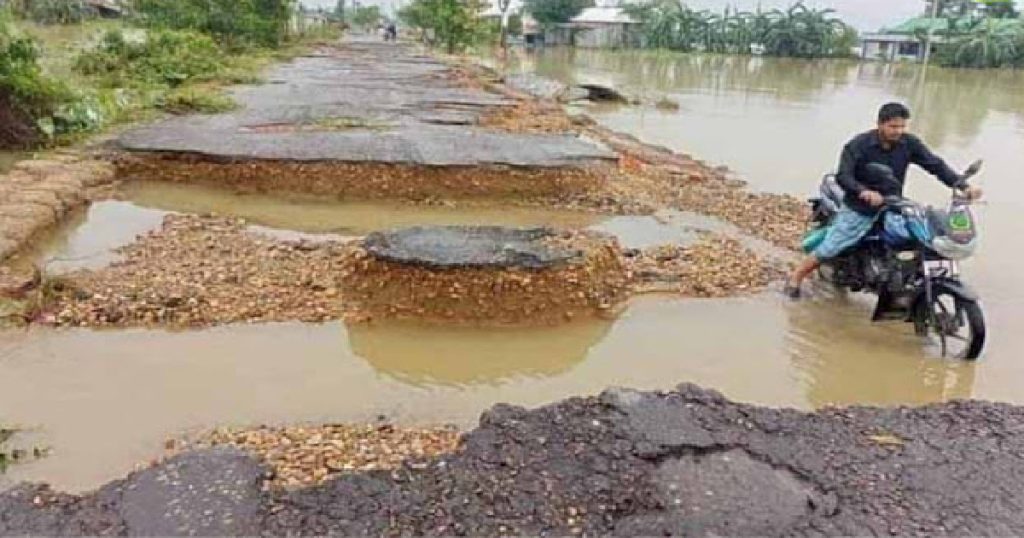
[0, 152, 31, 174]
[504, 48, 1024, 391]
[3, 50, 1024, 494]
[0, 184, 990, 493]
[0, 292, 981, 493]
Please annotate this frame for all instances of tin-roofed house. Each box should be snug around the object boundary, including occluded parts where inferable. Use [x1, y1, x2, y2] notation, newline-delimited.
[860, 16, 1022, 62]
[543, 6, 641, 48]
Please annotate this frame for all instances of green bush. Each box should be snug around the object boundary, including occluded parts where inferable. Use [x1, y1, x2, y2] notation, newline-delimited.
[0, 427, 14, 472]
[52, 92, 116, 135]
[0, 14, 73, 146]
[1018, 33, 1024, 67]
[75, 29, 226, 87]
[934, 19, 1024, 68]
[350, 5, 381, 28]
[159, 86, 237, 114]
[398, 0, 488, 53]
[132, 0, 296, 49]
[507, 13, 523, 36]
[1, 17, 67, 113]
[524, 0, 592, 26]
[626, 1, 858, 58]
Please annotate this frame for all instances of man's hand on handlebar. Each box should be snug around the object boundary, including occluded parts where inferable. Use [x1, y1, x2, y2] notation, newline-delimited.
[859, 190, 885, 207]
[961, 184, 984, 201]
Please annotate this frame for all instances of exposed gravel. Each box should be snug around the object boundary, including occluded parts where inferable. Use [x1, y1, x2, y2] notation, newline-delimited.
[43, 214, 356, 327]
[175, 424, 462, 489]
[31, 215, 779, 328]
[4, 384, 1024, 536]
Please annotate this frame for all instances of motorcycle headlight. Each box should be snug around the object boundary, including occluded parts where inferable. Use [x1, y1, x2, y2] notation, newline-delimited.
[931, 236, 977, 261]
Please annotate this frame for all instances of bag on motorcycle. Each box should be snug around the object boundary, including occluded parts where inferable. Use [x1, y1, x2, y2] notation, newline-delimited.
[927, 198, 978, 260]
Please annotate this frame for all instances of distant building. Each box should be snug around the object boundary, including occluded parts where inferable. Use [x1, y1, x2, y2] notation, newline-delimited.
[290, 6, 331, 35]
[478, 5, 504, 22]
[860, 16, 1023, 62]
[476, 5, 541, 47]
[521, 13, 542, 47]
[478, 0, 524, 30]
[544, 7, 641, 49]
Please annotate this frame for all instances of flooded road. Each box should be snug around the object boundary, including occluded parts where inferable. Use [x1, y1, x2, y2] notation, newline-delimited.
[22, 184, 699, 275]
[3, 50, 1023, 493]
[505, 49, 1024, 393]
[0, 186, 987, 492]
[120, 181, 604, 236]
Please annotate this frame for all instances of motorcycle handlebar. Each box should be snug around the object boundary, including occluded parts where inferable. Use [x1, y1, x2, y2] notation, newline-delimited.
[962, 159, 983, 180]
[882, 195, 911, 208]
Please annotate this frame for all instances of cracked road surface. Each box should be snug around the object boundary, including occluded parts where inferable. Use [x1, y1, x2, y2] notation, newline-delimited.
[3, 384, 1024, 536]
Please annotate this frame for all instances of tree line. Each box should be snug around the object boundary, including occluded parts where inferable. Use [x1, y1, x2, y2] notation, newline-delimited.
[624, 1, 858, 58]
[923, 0, 1024, 68]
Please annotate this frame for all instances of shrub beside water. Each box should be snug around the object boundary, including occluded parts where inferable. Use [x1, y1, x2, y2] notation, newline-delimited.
[132, 0, 296, 50]
[0, 14, 74, 146]
[75, 29, 227, 88]
[3, 0, 340, 148]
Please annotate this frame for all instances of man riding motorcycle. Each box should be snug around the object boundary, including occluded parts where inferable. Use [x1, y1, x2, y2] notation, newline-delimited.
[785, 102, 984, 298]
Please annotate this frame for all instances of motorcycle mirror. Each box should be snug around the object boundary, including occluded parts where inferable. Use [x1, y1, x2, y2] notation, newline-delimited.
[964, 159, 983, 179]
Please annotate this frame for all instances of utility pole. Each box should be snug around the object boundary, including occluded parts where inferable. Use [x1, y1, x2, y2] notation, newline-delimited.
[498, 0, 512, 55]
[921, 0, 941, 67]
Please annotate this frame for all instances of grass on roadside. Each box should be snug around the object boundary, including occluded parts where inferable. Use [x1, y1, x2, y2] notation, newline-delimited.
[4, 16, 342, 149]
[0, 427, 13, 473]
[0, 426, 51, 473]
[160, 85, 238, 114]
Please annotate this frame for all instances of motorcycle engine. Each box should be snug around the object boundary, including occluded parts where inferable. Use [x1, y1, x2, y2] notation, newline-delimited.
[863, 256, 889, 286]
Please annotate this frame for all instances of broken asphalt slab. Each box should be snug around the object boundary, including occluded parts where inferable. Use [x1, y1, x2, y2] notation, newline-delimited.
[0, 448, 265, 536]
[4, 384, 1024, 536]
[118, 40, 615, 167]
[362, 226, 580, 269]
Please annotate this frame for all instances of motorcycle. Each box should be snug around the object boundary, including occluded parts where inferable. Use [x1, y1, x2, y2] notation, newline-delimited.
[802, 161, 986, 359]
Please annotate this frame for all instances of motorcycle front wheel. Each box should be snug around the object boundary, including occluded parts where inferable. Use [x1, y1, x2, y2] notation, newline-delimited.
[921, 291, 986, 360]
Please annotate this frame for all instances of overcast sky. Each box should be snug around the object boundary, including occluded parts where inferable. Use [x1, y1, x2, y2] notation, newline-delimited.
[301, 0, 1020, 30]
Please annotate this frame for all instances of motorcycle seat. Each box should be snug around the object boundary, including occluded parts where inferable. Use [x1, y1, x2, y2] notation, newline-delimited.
[819, 174, 844, 213]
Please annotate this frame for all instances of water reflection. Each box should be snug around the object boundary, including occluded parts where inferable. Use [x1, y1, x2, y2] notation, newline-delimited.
[0, 152, 31, 174]
[32, 201, 168, 273]
[0, 293, 996, 493]
[506, 47, 1024, 169]
[517, 48, 859, 103]
[121, 180, 602, 235]
[347, 318, 613, 387]
[505, 46, 1023, 378]
[785, 296, 977, 408]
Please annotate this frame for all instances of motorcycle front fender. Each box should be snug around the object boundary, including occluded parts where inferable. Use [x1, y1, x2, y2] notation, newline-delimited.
[929, 278, 980, 303]
[906, 278, 980, 323]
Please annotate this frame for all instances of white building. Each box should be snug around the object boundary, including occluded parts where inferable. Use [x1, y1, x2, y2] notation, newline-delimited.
[545, 6, 641, 48]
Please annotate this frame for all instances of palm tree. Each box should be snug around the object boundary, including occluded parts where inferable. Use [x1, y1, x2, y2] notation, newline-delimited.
[724, 9, 761, 54]
[762, 4, 805, 57]
[1017, 29, 1024, 67]
[625, 0, 681, 50]
[628, 0, 855, 58]
[944, 18, 1022, 68]
[762, 3, 847, 57]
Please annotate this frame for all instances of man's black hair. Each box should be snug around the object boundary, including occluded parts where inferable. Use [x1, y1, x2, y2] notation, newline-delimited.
[878, 102, 911, 123]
